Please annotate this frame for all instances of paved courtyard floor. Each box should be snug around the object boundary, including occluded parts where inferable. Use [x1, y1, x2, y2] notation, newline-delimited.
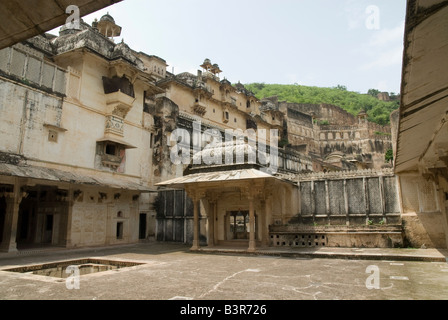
[0, 243, 446, 303]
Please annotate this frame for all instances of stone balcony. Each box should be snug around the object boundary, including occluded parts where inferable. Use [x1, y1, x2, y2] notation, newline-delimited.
[101, 153, 123, 169]
[105, 90, 136, 119]
[192, 101, 207, 116]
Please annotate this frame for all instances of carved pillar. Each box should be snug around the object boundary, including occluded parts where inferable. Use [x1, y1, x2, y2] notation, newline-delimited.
[248, 195, 256, 252]
[187, 188, 205, 251]
[192, 197, 200, 250]
[207, 198, 217, 247]
[241, 183, 263, 252]
[213, 199, 218, 245]
[65, 186, 75, 248]
[260, 200, 268, 247]
[206, 192, 220, 243]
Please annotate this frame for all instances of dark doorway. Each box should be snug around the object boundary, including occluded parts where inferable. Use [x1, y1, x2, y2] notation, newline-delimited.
[17, 209, 30, 241]
[116, 222, 124, 240]
[139, 213, 147, 240]
[0, 197, 6, 244]
[43, 214, 53, 243]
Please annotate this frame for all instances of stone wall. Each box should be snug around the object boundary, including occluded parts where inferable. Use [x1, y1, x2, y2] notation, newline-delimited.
[282, 102, 358, 126]
[277, 100, 393, 169]
[293, 169, 401, 226]
[70, 188, 140, 247]
[0, 44, 67, 96]
[0, 77, 64, 158]
[398, 173, 447, 248]
[269, 225, 403, 248]
[269, 169, 403, 248]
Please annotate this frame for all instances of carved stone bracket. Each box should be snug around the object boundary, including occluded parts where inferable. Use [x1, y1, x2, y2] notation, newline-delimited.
[185, 187, 206, 202]
[207, 191, 221, 204]
[240, 182, 264, 200]
[105, 91, 136, 121]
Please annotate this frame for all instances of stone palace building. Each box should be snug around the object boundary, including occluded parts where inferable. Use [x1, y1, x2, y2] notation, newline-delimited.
[0, 4, 446, 253]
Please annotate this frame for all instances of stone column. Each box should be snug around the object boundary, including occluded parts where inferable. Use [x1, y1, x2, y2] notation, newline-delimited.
[0, 181, 24, 253]
[65, 187, 74, 248]
[260, 200, 268, 247]
[208, 200, 216, 247]
[248, 196, 256, 252]
[213, 199, 219, 245]
[265, 196, 273, 247]
[188, 189, 205, 251]
[192, 198, 200, 250]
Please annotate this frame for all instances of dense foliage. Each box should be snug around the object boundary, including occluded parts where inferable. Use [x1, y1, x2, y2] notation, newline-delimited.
[244, 83, 400, 125]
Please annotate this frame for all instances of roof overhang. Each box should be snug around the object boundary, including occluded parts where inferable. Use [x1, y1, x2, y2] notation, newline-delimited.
[0, 0, 123, 50]
[156, 168, 292, 190]
[97, 136, 137, 149]
[395, 0, 448, 173]
[0, 162, 152, 192]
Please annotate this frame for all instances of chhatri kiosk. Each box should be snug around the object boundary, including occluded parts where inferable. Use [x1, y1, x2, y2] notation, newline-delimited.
[156, 141, 298, 252]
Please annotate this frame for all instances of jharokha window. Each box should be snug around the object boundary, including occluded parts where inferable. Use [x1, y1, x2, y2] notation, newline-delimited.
[102, 75, 135, 98]
[95, 141, 126, 173]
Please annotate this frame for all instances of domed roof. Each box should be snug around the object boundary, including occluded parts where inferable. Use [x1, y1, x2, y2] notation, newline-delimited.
[100, 13, 115, 23]
[220, 78, 231, 85]
[192, 140, 265, 167]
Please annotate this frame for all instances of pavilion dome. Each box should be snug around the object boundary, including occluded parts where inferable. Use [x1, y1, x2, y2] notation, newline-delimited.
[100, 13, 115, 23]
[192, 140, 270, 169]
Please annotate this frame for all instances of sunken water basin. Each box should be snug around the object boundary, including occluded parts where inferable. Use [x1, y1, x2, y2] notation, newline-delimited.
[4, 259, 145, 279]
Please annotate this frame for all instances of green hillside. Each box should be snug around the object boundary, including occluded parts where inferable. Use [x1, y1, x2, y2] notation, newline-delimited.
[244, 83, 400, 126]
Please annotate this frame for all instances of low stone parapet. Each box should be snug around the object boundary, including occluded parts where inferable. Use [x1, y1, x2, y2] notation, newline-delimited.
[269, 225, 403, 248]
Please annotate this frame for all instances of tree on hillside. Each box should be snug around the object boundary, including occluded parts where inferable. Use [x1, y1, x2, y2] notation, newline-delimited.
[244, 83, 399, 125]
[335, 85, 347, 91]
[368, 89, 380, 97]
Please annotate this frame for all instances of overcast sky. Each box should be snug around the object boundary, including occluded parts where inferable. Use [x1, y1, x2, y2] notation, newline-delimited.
[52, 0, 407, 94]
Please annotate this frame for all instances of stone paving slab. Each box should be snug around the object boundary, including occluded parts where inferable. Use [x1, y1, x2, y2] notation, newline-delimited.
[1, 243, 447, 263]
[197, 246, 448, 262]
[0, 243, 447, 301]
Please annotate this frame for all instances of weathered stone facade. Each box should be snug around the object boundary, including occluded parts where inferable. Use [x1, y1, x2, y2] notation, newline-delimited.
[0, 18, 159, 252]
[268, 99, 394, 171]
[2, 10, 438, 253]
[393, 0, 448, 250]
